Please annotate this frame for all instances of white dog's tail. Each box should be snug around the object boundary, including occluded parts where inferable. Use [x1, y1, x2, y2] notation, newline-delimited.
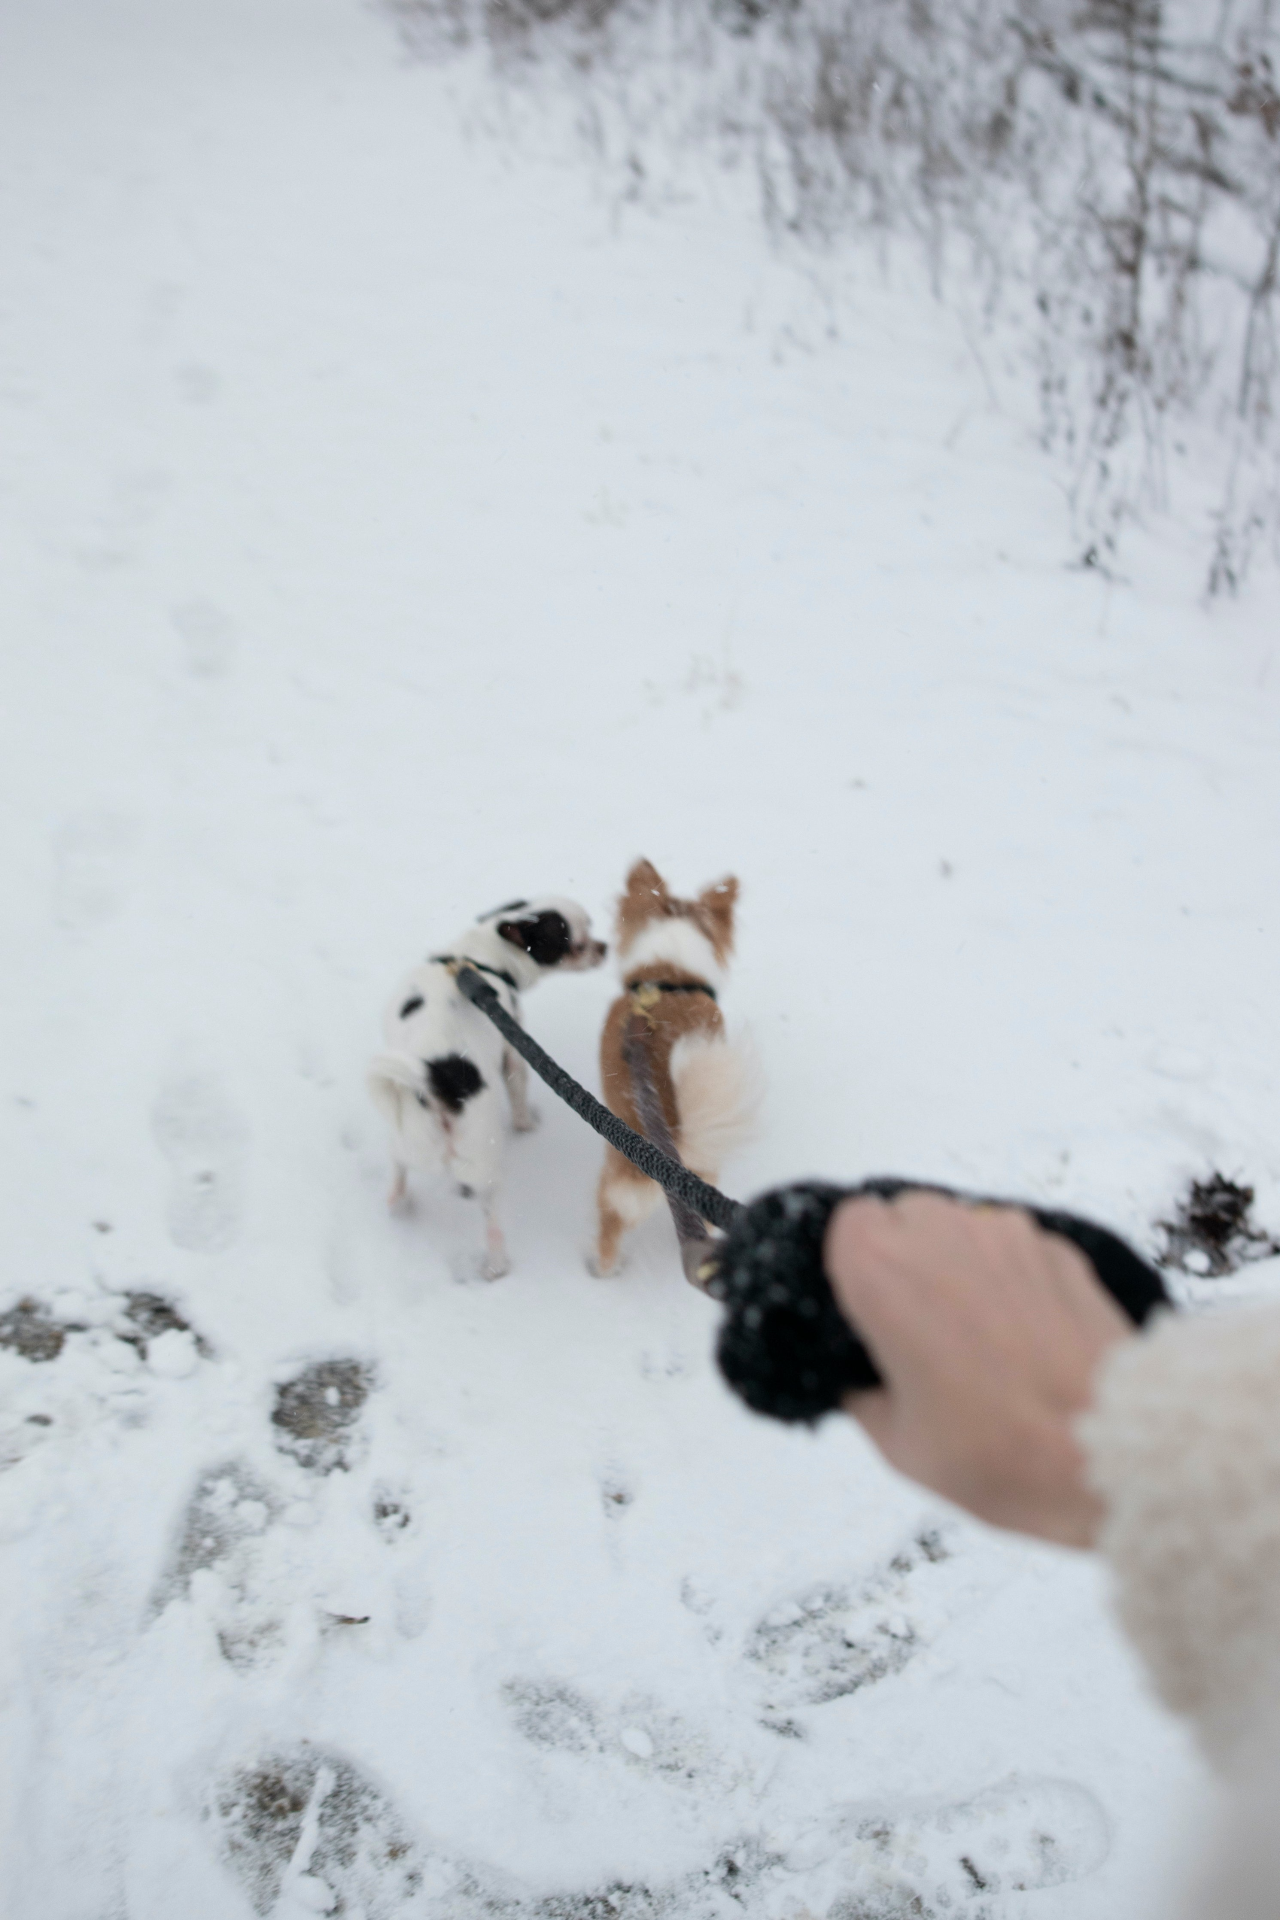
[669, 1031, 762, 1182]
[368, 1050, 427, 1133]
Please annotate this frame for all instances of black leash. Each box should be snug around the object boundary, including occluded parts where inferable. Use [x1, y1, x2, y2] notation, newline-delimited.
[451, 960, 1172, 1428]
[454, 964, 741, 1234]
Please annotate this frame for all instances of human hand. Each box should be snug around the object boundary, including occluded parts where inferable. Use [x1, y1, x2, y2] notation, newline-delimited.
[824, 1190, 1134, 1547]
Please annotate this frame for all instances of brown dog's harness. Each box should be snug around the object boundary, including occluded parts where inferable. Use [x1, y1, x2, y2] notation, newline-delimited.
[627, 979, 717, 1015]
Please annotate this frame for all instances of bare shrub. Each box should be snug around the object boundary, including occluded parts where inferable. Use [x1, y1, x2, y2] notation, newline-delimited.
[385, 0, 1280, 593]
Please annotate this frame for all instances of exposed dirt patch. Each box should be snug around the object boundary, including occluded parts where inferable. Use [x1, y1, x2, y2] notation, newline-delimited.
[1156, 1173, 1280, 1277]
[0, 1297, 74, 1363]
[212, 1747, 423, 1917]
[527, 1889, 665, 1919]
[115, 1290, 213, 1358]
[1, 1289, 211, 1366]
[271, 1360, 373, 1473]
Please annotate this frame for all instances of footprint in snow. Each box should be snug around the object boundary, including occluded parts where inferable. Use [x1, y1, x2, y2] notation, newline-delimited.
[147, 1460, 280, 1619]
[796, 1773, 1111, 1915]
[372, 1487, 412, 1540]
[171, 596, 236, 677]
[151, 1073, 248, 1253]
[174, 362, 222, 406]
[147, 1459, 297, 1668]
[208, 1746, 1106, 1920]
[746, 1527, 955, 1723]
[502, 1677, 740, 1794]
[51, 810, 135, 934]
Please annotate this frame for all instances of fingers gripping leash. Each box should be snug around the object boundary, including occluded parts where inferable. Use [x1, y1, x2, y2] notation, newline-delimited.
[454, 966, 1173, 1426]
[709, 1181, 1171, 1424]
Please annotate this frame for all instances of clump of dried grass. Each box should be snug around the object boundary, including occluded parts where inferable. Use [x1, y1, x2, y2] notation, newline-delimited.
[386, 0, 1280, 595]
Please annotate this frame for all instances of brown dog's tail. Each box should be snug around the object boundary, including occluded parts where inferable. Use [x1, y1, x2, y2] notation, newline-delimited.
[668, 1031, 761, 1181]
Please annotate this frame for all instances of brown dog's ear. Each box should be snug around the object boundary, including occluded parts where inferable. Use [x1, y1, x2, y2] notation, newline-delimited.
[616, 858, 671, 947]
[623, 858, 669, 906]
[696, 875, 739, 962]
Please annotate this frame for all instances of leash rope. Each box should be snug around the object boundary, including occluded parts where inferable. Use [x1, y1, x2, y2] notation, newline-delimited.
[454, 965, 742, 1234]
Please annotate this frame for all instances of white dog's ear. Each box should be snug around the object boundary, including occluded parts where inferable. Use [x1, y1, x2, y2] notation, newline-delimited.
[497, 909, 573, 967]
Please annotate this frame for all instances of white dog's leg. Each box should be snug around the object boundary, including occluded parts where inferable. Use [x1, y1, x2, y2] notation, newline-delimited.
[480, 1194, 511, 1280]
[448, 1092, 511, 1278]
[503, 1046, 538, 1132]
[387, 1162, 408, 1209]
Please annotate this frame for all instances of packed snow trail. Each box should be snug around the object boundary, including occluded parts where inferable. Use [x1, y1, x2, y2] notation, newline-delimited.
[2, 0, 1278, 1915]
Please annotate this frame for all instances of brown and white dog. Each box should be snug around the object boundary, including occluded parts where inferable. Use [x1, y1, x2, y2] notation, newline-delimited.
[591, 859, 758, 1277]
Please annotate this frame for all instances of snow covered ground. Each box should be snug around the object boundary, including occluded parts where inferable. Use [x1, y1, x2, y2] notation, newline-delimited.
[3, 1, 1279, 1914]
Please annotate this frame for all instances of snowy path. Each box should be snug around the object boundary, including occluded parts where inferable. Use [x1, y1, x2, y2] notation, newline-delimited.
[2, 1, 1278, 1915]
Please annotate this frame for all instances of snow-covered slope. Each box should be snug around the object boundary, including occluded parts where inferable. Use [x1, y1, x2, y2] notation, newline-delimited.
[2, 1, 1277, 1914]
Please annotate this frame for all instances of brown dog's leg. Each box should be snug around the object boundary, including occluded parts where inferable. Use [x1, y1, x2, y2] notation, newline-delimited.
[592, 1148, 660, 1276]
[593, 1169, 628, 1277]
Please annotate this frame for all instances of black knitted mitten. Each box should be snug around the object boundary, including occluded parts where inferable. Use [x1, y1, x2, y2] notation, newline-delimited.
[710, 1177, 1170, 1425]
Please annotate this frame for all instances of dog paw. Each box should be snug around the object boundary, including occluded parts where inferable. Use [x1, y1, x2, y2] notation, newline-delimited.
[746, 1526, 955, 1713]
[585, 1253, 620, 1279]
[511, 1106, 540, 1133]
[151, 1073, 248, 1253]
[271, 1359, 373, 1474]
[479, 1252, 511, 1281]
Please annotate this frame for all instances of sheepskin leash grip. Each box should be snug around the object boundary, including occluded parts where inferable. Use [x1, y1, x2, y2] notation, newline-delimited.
[453, 965, 741, 1233]
[709, 1179, 1173, 1425]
